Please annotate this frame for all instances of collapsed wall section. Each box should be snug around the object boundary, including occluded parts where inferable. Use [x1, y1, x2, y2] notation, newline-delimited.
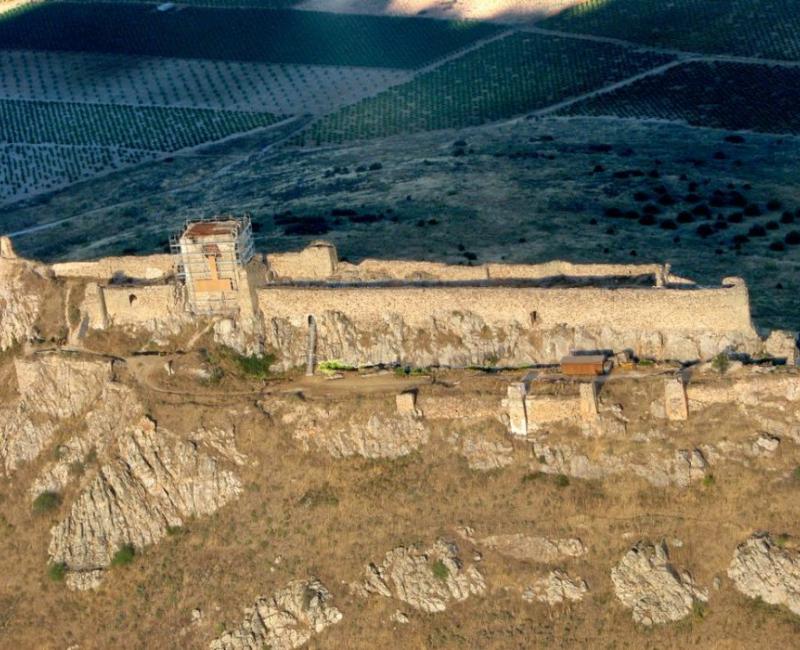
[51, 254, 173, 282]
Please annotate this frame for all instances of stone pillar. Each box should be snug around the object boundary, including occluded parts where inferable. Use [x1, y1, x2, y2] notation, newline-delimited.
[396, 391, 418, 416]
[765, 330, 798, 366]
[507, 382, 528, 436]
[664, 377, 688, 421]
[0, 236, 16, 259]
[579, 381, 599, 422]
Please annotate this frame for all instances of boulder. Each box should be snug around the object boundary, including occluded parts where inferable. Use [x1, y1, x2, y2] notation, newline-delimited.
[728, 533, 800, 615]
[210, 579, 342, 650]
[611, 541, 707, 625]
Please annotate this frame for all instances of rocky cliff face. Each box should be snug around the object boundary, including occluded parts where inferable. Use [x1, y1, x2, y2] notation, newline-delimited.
[50, 417, 244, 590]
[265, 311, 766, 371]
[0, 259, 43, 351]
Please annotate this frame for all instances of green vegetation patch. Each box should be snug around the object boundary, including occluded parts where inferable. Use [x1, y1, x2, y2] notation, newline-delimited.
[32, 491, 61, 514]
[0, 99, 281, 152]
[111, 543, 136, 567]
[432, 559, 450, 580]
[543, 0, 800, 62]
[296, 33, 674, 145]
[47, 562, 67, 582]
[560, 61, 800, 135]
[0, 3, 498, 69]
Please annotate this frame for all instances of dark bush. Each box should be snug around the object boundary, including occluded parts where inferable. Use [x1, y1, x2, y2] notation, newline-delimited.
[744, 204, 762, 217]
[767, 199, 783, 211]
[677, 211, 694, 223]
[659, 219, 677, 230]
[638, 214, 656, 226]
[692, 204, 712, 218]
[780, 211, 795, 224]
[785, 231, 800, 245]
[624, 210, 640, 220]
[748, 224, 767, 237]
[658, 194, 676, 206]
[732, 234, 750, 246]
[770, 241, 786, 252]
[633, 191, 649, 202]
[727, 212, 744, 223]
[766, 221, 779, 230]
[643, 203, 660, 215]
[725, 134, 745, 144]
[713, 220, 729, 231]
[33, 492, 60, 514]
[592, 164, 605, 173]
[685, 193, 702, 203]
[604, 207, 623, 218]
[696, 224, 714, 238]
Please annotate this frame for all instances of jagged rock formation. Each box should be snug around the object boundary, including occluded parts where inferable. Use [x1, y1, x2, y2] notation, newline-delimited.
[210, 579, 342, 650]
[533, 440, 708, 488]
[0, 254, 42, 351]
[523, 570, 588, 605]
[356, 539, 486, 613]
[49, 417, 244, 590]
[1, 355, 111, 474]
[285, 404, 429, 459]
[611, 541, 707, 625]
[728, 533, 800, 615]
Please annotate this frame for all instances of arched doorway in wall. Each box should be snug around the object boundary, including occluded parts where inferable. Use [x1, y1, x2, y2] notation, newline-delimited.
[306, 314, 317, 376]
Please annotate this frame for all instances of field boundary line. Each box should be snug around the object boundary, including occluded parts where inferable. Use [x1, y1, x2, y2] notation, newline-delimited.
[528, 58, 685, 118]
[524, 25, 800, 69]
[415, 27, 517, 75]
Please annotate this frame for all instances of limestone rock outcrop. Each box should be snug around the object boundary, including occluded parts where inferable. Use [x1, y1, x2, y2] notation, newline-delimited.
[1, 355, 111, 474]
[0, 260, 41, 351]
[454, 432, 514, 471]
[611, 541, 707, 625]
[728, 533, 800, 615]
[49, 417, 244, 589]
[356, 539, 486, 613]
[286, 404, 429, 459]
[523, 570, 588, 605]
[210, 579, 342, 650]
[265, 311, 765, 371]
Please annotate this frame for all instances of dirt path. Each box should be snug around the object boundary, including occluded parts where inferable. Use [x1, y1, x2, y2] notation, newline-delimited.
[415, 27, 517, 75]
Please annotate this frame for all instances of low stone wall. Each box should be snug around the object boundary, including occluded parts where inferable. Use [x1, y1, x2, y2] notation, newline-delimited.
[102, 285, 184, 329]
[51, 255, 173, 281]
[526, 396, 580, 425]
[418, 394, 501, 420]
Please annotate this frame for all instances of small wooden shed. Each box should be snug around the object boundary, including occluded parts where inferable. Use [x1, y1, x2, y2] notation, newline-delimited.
[560, 354, 609, 376]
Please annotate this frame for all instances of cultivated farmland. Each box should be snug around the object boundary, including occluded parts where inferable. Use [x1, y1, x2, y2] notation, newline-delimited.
[0, 99, 282, 150]
[295, 32, 674, 145]
[0, 50, 412, 114]
[0, 3, 499, 68]
[542, 0, 800, 61]
[559, 61, 800, 135]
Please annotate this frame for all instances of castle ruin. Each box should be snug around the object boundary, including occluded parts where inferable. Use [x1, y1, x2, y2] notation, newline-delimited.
[1, 215, 797, 370]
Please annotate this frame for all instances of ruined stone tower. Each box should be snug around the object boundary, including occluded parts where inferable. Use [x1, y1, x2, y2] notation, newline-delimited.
[170, 216, 256, 315]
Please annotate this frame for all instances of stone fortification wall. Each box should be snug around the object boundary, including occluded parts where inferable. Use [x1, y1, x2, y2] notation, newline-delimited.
[258, 282, 753, 334]
[257, 280, 760, 370]
[101, 285, 186, 331]
[51, 255, 173, 282]
[267, 243, 337, 280]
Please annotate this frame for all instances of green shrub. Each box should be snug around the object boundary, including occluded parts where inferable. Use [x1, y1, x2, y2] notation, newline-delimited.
[318, 359, 355, 373]
[793, 466, 800, 481]
[711, 353, 730, 374]
[33, 491, 61, 514]
[47, 562, 67, 582]
[231, 352, 275, 379]
[111, 543, 136, 567]
[555, 474, 570, 488]
[702, 474, 716, 487]
[521, 471, 544, 483]
[432, 559, 449, 580]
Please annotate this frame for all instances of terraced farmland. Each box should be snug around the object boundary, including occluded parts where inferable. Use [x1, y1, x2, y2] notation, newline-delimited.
[559, 61, 800, 135]
[0, 3, 499, 68]
[542, 0, 800, 61]
[295, 32, 674, 145]
[0, 50, 412, 114]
